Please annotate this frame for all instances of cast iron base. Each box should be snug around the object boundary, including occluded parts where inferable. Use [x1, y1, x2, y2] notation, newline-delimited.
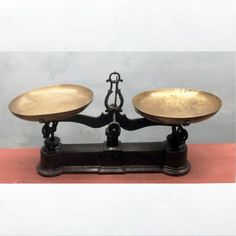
[38, 141, 191, 177]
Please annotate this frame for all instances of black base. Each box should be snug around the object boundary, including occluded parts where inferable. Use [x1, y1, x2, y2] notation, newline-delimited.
[38, 141, 190, 177]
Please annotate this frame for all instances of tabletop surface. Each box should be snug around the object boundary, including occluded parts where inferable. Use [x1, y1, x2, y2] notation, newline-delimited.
[0, 143, 235, 183]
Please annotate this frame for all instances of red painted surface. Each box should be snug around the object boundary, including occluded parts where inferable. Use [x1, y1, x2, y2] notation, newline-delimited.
[0, 144, 235, 183]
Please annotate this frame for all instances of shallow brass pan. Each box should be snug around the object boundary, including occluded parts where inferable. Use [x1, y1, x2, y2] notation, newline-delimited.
[9, 84, 93, 122]
[132, 88, 222, 125]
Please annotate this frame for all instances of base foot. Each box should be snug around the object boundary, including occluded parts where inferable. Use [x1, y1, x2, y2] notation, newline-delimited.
[162, 161, 191, 176]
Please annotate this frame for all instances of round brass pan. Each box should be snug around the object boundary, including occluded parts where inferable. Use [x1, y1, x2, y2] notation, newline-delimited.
[9, 84, 93, 122]
[132, 88, 222, 125]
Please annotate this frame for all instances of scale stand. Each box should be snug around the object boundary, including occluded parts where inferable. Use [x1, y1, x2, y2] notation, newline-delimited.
[38, 72, 190, 177]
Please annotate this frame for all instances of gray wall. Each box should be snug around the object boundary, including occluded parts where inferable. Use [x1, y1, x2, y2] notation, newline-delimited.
[0, 52, 235, 147]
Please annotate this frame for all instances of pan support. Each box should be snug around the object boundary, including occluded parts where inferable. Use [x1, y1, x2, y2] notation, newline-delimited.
[38, 72, 190, 177]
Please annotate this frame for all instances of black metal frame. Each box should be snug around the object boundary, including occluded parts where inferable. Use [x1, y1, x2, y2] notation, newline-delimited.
[38, 72, 191, 177]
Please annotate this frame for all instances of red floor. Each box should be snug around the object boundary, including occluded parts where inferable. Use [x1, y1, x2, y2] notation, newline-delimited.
[0, 144, 235, 183]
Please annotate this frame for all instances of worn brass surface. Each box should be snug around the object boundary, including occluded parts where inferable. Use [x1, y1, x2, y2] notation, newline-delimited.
[133, 88, 222, 124]
[9, 84, 93, 122]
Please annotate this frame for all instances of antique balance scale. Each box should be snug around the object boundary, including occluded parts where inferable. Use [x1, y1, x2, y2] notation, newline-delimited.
[9, 72, 222, 177]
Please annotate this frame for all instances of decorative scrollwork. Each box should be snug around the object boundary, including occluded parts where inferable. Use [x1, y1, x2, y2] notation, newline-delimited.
[42, 121, 58, 139]
[172, 125, 188, 141]
[42, 121, 62, 153]
[104, 72, 124, 112]
[167, 125, 188, 147]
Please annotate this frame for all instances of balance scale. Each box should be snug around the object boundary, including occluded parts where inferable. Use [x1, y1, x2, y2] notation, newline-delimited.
[9, 72, 222, 177]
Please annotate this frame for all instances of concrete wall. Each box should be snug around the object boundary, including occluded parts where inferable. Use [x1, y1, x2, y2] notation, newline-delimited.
[0, 52, 235, 147]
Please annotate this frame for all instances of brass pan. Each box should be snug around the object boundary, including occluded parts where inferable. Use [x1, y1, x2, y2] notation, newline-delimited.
[132, 88, 222, 125]
[9, 84, 93, 122]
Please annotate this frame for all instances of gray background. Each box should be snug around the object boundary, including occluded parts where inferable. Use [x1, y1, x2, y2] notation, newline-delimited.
[0, 52, 235, 147]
